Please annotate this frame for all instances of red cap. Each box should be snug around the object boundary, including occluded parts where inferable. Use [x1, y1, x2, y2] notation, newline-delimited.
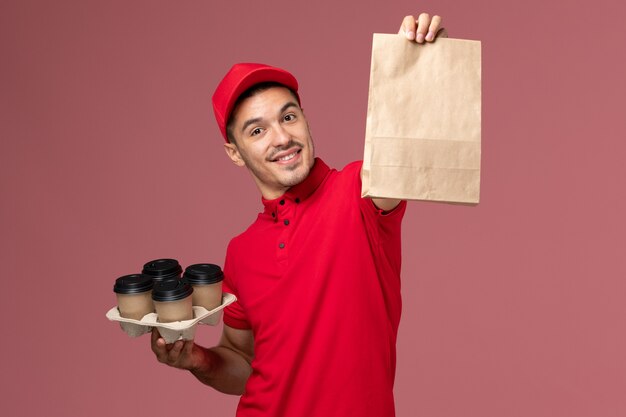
[212, 63, 300, 141]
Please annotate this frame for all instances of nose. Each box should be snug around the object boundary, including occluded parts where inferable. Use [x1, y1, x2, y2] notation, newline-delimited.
[271, 123, 291, 147]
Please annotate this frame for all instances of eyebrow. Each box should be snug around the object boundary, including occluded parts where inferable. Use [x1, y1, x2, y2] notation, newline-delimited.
[241, 117, 262, 133]
[240, 101, 300, 133]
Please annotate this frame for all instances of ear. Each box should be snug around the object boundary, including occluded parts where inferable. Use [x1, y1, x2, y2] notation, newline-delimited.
[224, 142, 246, 167]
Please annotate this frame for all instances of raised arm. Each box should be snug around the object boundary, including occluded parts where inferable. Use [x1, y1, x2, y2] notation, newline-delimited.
[151, 324, 254, 395]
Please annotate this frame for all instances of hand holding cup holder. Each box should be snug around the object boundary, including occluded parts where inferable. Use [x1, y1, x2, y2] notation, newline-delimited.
[106, 293, 236, 343]
[106, 259, 235, 343]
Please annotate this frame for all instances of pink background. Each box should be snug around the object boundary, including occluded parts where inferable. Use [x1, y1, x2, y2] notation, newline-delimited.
[1, 0, 625, 416]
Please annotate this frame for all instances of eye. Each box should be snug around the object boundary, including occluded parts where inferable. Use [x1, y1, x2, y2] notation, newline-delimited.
[283, 113, 296, 122]
[250, 127, 262, 136]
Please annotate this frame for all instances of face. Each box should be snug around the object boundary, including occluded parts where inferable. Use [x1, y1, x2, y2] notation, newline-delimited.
[224, 86, 315, 199]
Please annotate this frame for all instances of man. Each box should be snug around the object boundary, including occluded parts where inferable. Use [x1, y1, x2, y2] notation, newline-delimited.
[152, 13, 443, 417]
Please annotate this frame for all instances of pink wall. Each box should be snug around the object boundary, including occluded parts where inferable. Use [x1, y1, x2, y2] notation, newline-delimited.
[1, 0, 625, 416]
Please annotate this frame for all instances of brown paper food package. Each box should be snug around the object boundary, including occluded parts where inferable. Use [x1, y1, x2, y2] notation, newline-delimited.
[361, 34, 482, 204]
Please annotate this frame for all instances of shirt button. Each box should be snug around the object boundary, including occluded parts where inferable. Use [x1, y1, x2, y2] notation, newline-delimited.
[279, 242, 285, 249]
[271, 212, 275, 218]
[279, 199, 285, 205]
[283, 219, 290, 226]
[295, 198, 300, 204]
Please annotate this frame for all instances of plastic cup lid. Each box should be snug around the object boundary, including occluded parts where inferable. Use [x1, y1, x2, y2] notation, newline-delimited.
[142, 258, 183, 280]
[152, 279, 193, 302]
[183, 263, 224, 285]
[114, 274, 154, 294]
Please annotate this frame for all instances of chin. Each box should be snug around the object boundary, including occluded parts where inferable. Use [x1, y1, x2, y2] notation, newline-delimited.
[283, 170, 307, 187]
[283, 161, 311, 186]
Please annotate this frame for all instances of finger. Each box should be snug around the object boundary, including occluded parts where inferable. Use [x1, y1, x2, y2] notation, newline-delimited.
[425, 15, 442, 42]
[415, 13, 430, 43]
[151, 328, 165, 350]
[398, 15, 417, 40]
[167, 339, 185, 362]
[183, 340, 195, 356]
[151, 327, 159, 347]
[151, 328, 168, 362]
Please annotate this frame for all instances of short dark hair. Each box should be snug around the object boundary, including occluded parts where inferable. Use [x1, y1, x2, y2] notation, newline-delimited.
[225, 82, 299, 144]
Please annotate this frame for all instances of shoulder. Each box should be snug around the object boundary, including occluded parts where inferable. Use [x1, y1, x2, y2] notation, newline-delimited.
[340, 160, 363, 176]
[328, 160, 363, 187]
[307, 160, 365, 212]
[311, 160, 363, 200]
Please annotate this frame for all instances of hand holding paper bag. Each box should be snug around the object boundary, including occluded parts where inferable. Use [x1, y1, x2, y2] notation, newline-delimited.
[398, 13, 445, 43]
[361, 34, 482, 204]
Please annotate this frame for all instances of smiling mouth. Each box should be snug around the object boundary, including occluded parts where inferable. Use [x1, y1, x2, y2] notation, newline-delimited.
[271, 149, 301, 162]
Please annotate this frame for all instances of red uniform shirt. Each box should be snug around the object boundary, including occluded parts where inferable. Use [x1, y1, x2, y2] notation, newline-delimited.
[223, 158, 406, 417]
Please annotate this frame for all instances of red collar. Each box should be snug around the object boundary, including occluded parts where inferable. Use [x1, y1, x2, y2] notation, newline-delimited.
[261, 157, 330, 213]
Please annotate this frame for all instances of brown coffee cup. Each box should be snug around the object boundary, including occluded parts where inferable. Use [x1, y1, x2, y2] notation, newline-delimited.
[114, 274, 154, 320]
[152, 279, 194, 323]
[183, 264, 224, 311]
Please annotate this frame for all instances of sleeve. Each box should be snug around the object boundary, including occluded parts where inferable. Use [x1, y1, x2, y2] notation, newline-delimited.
[346, 160, 406, 226]
[222, 241, 252, 330]
[348, 161, 407, 274]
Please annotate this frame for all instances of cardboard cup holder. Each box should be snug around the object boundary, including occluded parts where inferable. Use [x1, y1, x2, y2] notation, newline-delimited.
[106, 292, 236, 343]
